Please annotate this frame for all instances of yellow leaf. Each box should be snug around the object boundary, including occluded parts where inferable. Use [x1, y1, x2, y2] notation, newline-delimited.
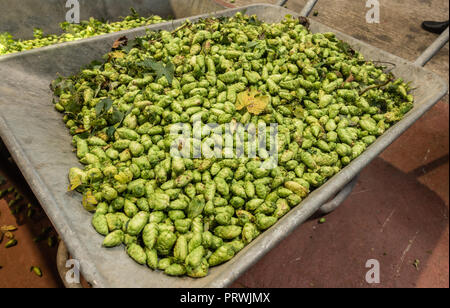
[109, 51, 125, 59]
[68, 175, 82, 191]
[82, 191, 98, 212]
[246, 95, 270, 115]
[292, 105, 305, 119]
[84, 191, 98, 205]
[236, 91, 251, 111]
[235, 89, 270, 115]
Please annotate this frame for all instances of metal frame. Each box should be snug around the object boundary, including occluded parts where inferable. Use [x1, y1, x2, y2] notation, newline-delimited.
[415, 27, 449, 67]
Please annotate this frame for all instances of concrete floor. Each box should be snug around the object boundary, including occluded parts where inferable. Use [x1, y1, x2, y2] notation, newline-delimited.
[0, 0, 448, 288]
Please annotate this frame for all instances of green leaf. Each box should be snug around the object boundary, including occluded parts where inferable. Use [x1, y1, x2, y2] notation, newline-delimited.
[93, 84, 102, 98]
[248, 15, 261, 26]
[81, 60, 103, 71]
[90, 61, 103, 70]
[130, 7, 139, 18]
[163, 62, 175, 85]
[50, 77, 74, 96]
[121, 37, 145, 53]
[246, 41, 258, 49]
[106, 126, 116, 139]
[123, 106, 133, 118]
[290, 105, 305, 119]
[103, 98, 113, 111]
[116, 107, 133, 128]
[64, 93, 82, 113]
[111, 107, 124, 124]
[337, 40, 355, 57]
[137, 59, 174, 84]
[77, 131, 90, 139]
[121, 43, 135, 53]
[95, 100, 105, 116]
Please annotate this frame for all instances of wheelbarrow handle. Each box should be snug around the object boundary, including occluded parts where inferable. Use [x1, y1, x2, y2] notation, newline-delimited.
[56, 241, 83, 288]
[276, 0, 318, 17]
[317, 175, 359, 215]
[414, 27, 449, 67]
[276, 0, 288, 6]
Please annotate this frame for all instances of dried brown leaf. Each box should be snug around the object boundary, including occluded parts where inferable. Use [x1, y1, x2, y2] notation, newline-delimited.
[112, 36, 128, 49]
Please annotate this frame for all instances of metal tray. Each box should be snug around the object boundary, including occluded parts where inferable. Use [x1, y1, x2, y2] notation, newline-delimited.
[0, 4, 447, 287]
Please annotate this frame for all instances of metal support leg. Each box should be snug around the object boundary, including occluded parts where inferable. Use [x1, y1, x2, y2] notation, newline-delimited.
[56, 241, 83, 288]
[276, 0, 318, 17]
[316, 175, 359, 215]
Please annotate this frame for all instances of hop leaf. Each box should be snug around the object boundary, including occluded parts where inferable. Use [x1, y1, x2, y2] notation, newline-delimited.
[137, 59, 174, 84]
[67, 175, 82, 191]
[112, 36, 128, 50]
[95, 98, 113, 116]
[106, 126, 116, 140]
[108, 51, 126, 59]
[236, 89, 270, 115]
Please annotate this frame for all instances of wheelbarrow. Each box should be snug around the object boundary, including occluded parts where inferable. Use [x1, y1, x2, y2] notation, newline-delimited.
[0, 0, 447, 287]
